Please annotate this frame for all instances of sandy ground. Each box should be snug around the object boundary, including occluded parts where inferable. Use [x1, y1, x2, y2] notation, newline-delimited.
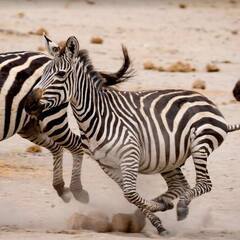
[0, 0, 240, 239]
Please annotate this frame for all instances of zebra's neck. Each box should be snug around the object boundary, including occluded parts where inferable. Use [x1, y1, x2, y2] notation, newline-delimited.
[70, 54, 107, 141]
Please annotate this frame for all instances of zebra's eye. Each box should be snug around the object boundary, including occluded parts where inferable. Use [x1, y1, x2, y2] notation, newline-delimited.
[55, 71, 66, 78]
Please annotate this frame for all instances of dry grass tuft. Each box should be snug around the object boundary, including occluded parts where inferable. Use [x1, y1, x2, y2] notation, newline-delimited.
[192, 79, 206, 90]
[29, 27, 48, 36]
[206, 63, 220, 72]
[26, 145, 42, 153]
[90, 36, 103, 44]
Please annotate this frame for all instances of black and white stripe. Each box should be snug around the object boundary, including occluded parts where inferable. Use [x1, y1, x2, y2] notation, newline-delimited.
[1, 48, 131, 203]
[27, 36, 240, 234]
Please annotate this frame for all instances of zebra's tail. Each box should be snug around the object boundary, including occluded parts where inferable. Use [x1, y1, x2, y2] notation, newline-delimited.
[100, 45, 135, 86]
[227, 124, 240, 133]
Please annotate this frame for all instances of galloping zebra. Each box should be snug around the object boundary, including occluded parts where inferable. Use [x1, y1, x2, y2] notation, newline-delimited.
[26, 36, 240, 234]
[0, 47, 131, 203]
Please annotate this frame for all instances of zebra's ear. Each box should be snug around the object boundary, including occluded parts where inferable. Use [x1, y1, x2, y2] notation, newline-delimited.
[43, 34, 60, 57]
[65, 36, 79, 61]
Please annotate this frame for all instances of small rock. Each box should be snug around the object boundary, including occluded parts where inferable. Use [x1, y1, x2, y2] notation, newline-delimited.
[112, 213, 131, 232]
[233, 80, 240, 101]
[231, 30, 238, 35]
[129, 210, 146, 233]
[167, 61, 196, 72]
[143, 61, 157, 70]
[206, 64, 220, 72]
[67, 212, 111, 233]
[85, 0, 96, 4]
[29, 27, 48, 36]
[67, 213, 86, 230]
[112, 211, 146, 233]
[90, 36, 103, 44]
[158, 66, 165, 72]
[179, 3, 187, 8]
[84, 212, 111, 233]
[16, 12, 25, 18]
[26, 145, 42, 153]
[192, 79, 206, 90]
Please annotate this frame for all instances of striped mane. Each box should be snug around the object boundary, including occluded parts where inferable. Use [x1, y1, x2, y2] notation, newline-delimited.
[77, 49, 106, 89]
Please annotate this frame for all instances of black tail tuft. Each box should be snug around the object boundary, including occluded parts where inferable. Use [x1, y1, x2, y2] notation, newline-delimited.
[100, 45, 135, 86]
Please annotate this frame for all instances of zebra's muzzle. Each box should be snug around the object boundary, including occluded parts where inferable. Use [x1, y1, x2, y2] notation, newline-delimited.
[25, 88, 45, 117]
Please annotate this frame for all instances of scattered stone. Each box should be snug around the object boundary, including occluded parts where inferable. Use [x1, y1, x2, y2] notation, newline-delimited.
[26, 145, 42, 153]
[37, 46, 45, 52]
[206, 63, 220, 72]
[90, 36, 103, 44]
[112, 213, 131, 232]
[16, 12, 25, 18]
[192, 79, 206, 90]
[67, 213, 86, 230]
[231, 30, 238, 35]
[143, 61, 157, 70]
[85, 0, 96, 4]
[67, 212, 111, 233]
[179, 3, 187, 8]
[158, 66, 165, 72]
[129, 210, 146, 233]
[233, 80, 240, 101]
[223, 60, 232, 64]
[29, 27, 48, 36]
[111, 211, 146, 233]
[166, 61, 196, 72]
[84, 212, 111, 233]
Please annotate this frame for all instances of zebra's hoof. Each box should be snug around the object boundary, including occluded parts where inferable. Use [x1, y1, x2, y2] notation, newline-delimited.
[159, 198, 174, 211]
[72, 189, 89, 204]
[158, 228, 169, 236]
[177, 205, 189, 221]
[61, 188, 72, 203]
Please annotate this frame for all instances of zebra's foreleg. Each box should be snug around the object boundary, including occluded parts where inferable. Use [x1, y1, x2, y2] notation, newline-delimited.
[120, 154, 168, 234]
[42, 118, 89, 203]
[98, 163, 123, 189]
[69, 152, 89, 203]
[152, 168, 190, 212]
[177, 147, 212, 221]
[18, 119, 71, 202]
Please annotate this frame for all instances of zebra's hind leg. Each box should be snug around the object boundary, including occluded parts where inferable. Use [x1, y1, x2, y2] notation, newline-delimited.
[152, 168, 190, 212]
[18, 119, 71, 203]
[176, 147, 212, 221]
[120, 154, 168, 235]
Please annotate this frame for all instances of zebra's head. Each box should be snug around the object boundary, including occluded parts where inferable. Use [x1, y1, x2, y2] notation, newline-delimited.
[25, 35, 79, 116]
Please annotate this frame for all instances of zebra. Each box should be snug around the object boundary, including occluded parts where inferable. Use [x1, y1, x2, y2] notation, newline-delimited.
[25, 35, 240, 234]
[0, 47, 132, 203]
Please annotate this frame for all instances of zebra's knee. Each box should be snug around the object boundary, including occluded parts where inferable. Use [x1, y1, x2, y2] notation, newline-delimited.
[197, 178, 212, 194]
[123, 189, 138, 203]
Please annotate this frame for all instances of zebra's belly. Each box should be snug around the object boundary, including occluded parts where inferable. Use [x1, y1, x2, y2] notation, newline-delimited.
[138, 145, 191, 174]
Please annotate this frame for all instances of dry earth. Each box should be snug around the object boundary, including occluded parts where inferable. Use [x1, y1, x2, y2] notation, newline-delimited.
[0, 0, 240, 239]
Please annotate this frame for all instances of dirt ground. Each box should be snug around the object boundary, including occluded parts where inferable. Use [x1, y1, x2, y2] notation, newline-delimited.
[0, 0, 240, 239]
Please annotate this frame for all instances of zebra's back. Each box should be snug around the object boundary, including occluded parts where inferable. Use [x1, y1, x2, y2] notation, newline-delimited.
[0, 51, 50, 139]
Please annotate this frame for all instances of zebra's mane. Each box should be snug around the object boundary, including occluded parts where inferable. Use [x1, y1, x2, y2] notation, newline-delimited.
[77, 49, 106, 89]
